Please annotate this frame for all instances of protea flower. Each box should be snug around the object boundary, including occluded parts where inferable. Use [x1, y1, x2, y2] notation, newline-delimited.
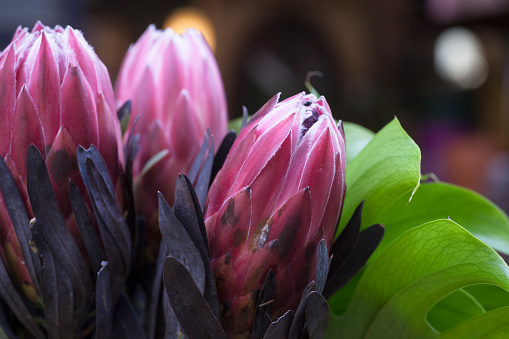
[115, 25, 228, 255]
[204, 92, 347, 336]
[0, 22, 122, 301]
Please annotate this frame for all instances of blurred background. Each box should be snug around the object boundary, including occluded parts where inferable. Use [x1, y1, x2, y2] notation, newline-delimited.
[1, 0, 509, 211]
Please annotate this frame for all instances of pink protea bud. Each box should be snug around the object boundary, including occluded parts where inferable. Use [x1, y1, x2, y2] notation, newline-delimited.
[204, 92, 346, 336]
[115, 25, 228, 255]
[0, 22, 122, 301]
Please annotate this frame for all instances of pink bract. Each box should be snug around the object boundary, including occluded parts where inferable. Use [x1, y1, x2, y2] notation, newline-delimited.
[204, 92, 346, 336]
[115, 25, 228, 255]
[0, 21, 122, 300]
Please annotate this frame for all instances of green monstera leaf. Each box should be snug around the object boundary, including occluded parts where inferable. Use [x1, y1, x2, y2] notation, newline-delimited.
[329, 120, 509, 326]
[375, 182, 509, 258]
[342, 122, 374, 165]
[327, 219, 509, 338]
[339, 118, 421, 233]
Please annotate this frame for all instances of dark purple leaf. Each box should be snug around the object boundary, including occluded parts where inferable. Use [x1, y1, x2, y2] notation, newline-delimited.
[85, 158, 131, 261]
[125, 116, 140, 188]
[145, 240, 167, 339]
[0, 255, 44, 339]
[210, 130, 236, 185]
[162, 257, 227, 339]
[111, 292, 147, 339]
[195, 136, 214, 210]
[162, 289, 180, 339]
[188, 129, 210, 184]
[322, 201, 364, 299]
[69, 180, 104, 275]
[242, 106, 249, 129]
[117, 100, 131, 123]
[177, 175, 220, 318]
[158, 193, 205, 293]
[331, 201, 363, 270]
[27, 145, 91, 319]
[251, 270, 276, 339]
[123, 118, 139, 262]
[95, 262, 112, 339]
[180, 175, 210, 256]
[263, 310, 293, 339]
[85, 158, 130, 301]
[77, 145, 115, 199]
[0, 154, 41, 296]
[305, 292, 329, 339]
[315, 240, 329, 295]
[31, 219, 74, 339]
[324, 224, 384, 298]
[289, 282, 315, 339]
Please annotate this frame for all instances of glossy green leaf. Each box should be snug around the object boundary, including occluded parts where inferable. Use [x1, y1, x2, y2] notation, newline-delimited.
[342, 122, 374, 165]
[339, 118, 421, 232]
[333, 219, 509, 338]
[374, 182, 509, 258]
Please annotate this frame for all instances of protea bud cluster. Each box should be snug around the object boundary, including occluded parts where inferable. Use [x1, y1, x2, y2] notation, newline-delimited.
[0, 22, 122, 300]
[0, 20, 356, 339]
[204, 92, 347, 335]
[115, 25, 228, 242]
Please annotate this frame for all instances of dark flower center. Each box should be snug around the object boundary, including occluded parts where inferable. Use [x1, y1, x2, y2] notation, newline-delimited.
[300, 107, 320, 137]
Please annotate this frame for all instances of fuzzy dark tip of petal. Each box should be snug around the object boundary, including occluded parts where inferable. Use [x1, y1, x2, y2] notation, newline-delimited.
[337, 120, 345, 140]
[300, 108, 320, 137]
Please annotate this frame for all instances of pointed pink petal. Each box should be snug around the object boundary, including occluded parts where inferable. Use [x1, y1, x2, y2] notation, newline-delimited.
[317, 152, 344, 247]
[210, 252, 237, 304]
[96, 93, 119, 181]
[241, 92, 280, 132]
[133, 120, 171, 177]
[298, 127, 336, 236]
[229, 113, 295, 196]
[247, 132, 292, 225]
[277, 118, 328, 204]
[32, 21, 45, 33]
[60, 64, 99, 149]
[133, 121, 176, 224]
[115, 26, 159, 101]
[205, 126, 256, 216]
[10, 87, 45, 181]
[96, 60, 116, 111]
[265, 186, 312, 261]
[129, 67, 159, 134]
[45, 127, 79, 217]
[65, 28, 99, 94]
[26, 32, 61, 144]
[211, 186, 252, 260]
[168, 89, 205, 166]
[10, 26, 28, 45]
[0, 46, 16, 157]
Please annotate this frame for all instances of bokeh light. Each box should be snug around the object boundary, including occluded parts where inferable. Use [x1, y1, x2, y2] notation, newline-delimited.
[434, 27, 488, 89]
[163, 6, 216, 52]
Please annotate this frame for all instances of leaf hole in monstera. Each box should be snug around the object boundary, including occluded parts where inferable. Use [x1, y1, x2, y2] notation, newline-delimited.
[425, 284, 509, 333]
